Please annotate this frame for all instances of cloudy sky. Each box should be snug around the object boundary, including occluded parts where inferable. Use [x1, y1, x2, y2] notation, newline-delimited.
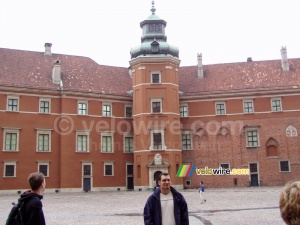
[0, 0, 299, 67]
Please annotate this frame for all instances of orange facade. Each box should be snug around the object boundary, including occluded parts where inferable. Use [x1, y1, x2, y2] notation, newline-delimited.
[1, 4, 300, 192]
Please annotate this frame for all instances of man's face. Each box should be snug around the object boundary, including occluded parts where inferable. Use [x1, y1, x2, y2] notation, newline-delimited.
[158, 175, 171, 192]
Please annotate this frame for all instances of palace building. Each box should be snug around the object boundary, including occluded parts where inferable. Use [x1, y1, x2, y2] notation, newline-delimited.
[1, 2, 300, 192]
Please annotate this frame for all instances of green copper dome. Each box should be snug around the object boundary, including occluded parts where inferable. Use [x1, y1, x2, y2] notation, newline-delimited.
[130, 1, 179, 59]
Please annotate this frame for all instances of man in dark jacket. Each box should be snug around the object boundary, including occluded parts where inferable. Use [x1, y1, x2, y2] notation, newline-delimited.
[144, 172, 189, 225]
[19, 172, 46, 225]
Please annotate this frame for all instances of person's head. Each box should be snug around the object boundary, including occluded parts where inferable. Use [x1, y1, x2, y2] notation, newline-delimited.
[28, 172, 46, 193]
[201, 181, 203, 185]
[158, 172, 171, 194]
[279, 181, 300, 225]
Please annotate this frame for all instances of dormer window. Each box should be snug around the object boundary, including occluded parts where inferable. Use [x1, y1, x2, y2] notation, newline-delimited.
[151, 41, 159, 53]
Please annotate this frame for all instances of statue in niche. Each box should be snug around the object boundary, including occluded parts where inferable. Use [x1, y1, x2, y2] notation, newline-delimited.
[154, 154, 162, 165]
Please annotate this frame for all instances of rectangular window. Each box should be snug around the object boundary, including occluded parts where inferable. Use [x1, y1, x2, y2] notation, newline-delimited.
[124, 137, 133, 153]
[153, 133, 162, 150]
[103, 104, 111, 117]
[104, 163, 114, 176]
[152, 73, 160, 83]
[182, 133, 191, 150]
[39, 164, 49, 177]
[125, 106, 132, 118]
[40, 100, 50, 113]
[216, 102, 226, 115]
[38, 134, 49, 151]
[247, 129, 259, 147]
[4, 163, 16, 177]
[220, 163, 230, 169]
[150, 129, 166, 150]
[180, 105, 188, 117]
[152, 99, 162, 113]
[280, 161, 290, 172]
[7, 97, 19, 112]
[83, 164, 91, 176]
[249, 163, 258, 173]
[102, 136, 113, 152]
[77, 134, 88, 152]
[127, 164, 134, 175]
[78, 102, 88, 115]
[272, 98, 282, 112]
[243, 100, 254, 114]
[5, 133, 17, 151]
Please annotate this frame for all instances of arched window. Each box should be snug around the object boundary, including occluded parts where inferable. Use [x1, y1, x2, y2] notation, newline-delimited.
[266, 138, 278, 157]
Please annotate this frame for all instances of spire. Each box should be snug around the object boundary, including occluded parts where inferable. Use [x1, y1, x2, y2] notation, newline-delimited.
[151, 0, 156, 15]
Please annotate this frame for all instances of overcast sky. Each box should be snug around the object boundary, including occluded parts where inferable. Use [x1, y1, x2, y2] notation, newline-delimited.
[1, 0, 299, 67]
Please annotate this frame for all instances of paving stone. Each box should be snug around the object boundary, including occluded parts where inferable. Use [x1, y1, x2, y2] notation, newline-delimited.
[0, 186, 283, 225]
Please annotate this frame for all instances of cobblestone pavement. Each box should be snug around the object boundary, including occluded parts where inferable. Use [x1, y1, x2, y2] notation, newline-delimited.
[0, 186, 283, 225]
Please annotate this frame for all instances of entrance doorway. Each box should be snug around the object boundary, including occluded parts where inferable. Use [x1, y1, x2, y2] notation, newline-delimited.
[83, 164, 92, 192]
[249, 163, 259, 186]
[126, 164, 134, 190]
[153, 171, 162, 188]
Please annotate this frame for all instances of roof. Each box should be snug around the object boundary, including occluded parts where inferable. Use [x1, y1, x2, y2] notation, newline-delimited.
[179, 59, 300, 96]
[0, 48, 132, 97]
[1, 47, 300, 98]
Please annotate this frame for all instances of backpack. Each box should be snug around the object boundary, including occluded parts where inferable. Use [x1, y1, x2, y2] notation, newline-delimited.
[5, 201, 25, 225]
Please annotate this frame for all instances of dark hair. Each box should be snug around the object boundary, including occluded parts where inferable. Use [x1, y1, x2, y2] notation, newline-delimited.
[28, 172, 45, 191]
[158, 172, 170, 181]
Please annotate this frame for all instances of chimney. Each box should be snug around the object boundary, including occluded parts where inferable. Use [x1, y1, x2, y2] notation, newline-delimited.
[197, 53, 204, 78]
[281, 46, 289, 72]
[247, 57, 253, 62]
[44, 43, 52, 56]
[52, 60, 62, 84]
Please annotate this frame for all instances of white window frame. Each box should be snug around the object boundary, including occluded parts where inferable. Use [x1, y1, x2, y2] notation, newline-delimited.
[39, 98, 51, 114]
[104, 162, 114, 176]
[181, 130, 192, 150]
[102, 103, 112, 117]
[3, 128, 20, 151]
[78, 101, 88, 115]
[215, 101, 226, 115]
[3, 161, 17, 177]
[271, 98, 282, 112]
[243, 99, 254, 114]
[124, 133, 134, 153]
[101, 132, 114, 153]
[125, 104, 133, 118]
[150, 129, 166, 150]
[246, 127, 260, 148]
[279, 160, 290, 172]
[180, 104, 189, 117]
[7, 96, 19, 112]
[151, 99, 162, 114]
[151, 71, 161, 84]
[76, 131, 90, 152]
[36, 129, 52, 152]
[38, 162, 50, 177]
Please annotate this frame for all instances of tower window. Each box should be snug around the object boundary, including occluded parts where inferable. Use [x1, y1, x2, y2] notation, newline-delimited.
[151, 44, 159, 53]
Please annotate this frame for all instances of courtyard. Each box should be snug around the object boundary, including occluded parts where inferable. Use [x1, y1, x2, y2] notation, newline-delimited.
[0, 186, 283, 225]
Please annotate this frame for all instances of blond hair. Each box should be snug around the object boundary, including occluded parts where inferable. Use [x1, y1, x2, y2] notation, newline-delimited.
[280, 181, 300, 225]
